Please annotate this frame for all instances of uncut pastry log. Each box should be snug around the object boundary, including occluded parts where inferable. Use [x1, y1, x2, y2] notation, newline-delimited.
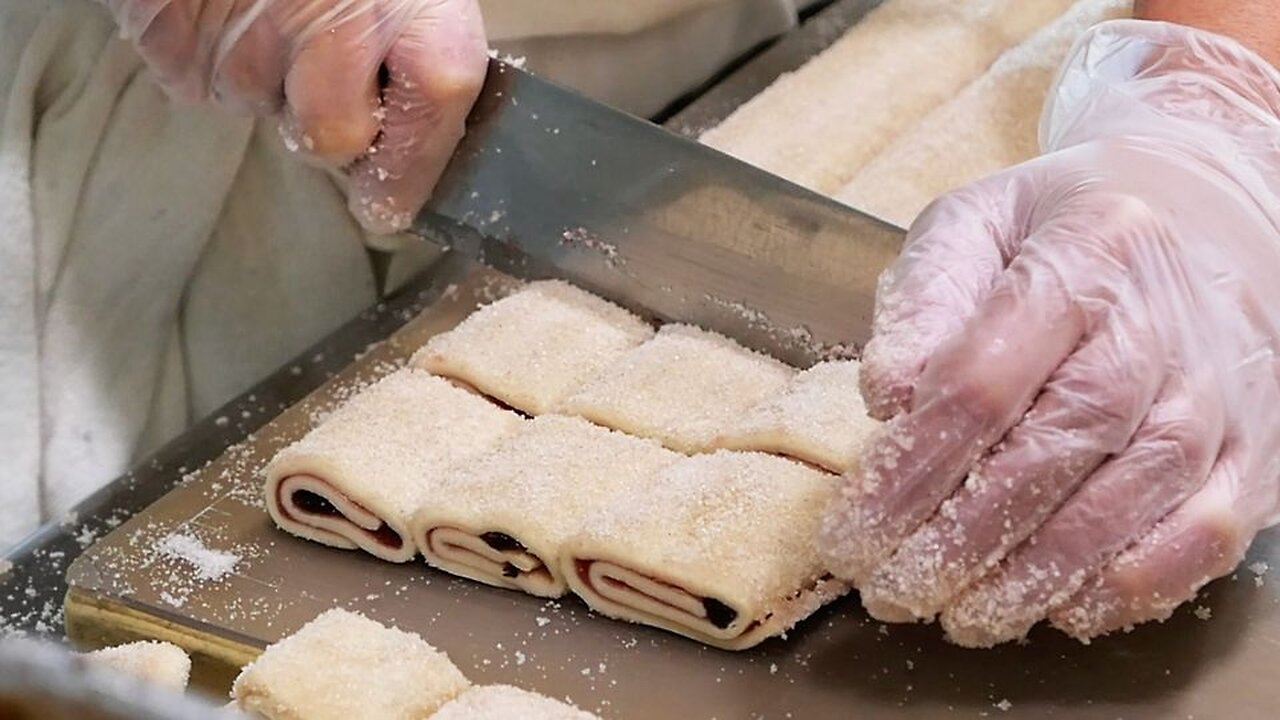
[413, 281, 654, 416]
[563, 451, 849, 650]
[714, 360, 881, 474]
[412, 415, 681, 598]
[264, 369, 524, 562]
[836, 0, 1133, 227]
[700, 0, 1079, 196]
[562, 324, 795, 454]
[430, 685, 598, 720]
[231, 609, 470, 720]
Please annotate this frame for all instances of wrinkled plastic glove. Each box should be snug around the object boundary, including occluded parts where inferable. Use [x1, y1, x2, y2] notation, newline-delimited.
[820, 19, 1280, 647]
[103, 0, 488, 234]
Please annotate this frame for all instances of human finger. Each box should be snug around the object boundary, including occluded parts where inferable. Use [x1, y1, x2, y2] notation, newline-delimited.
[941, 371, 1223, 646]
[281, 4, 384, 164]
[347, 0, 488, 233]
[860, 306, 1164, 622]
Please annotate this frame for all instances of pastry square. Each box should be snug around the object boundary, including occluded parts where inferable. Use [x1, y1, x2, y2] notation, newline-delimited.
[714, 360, 880, 473]
[563, 325, 795, 453]
[413, 415, 680, 597]
[231, 609, 470, 720]
[82, 641, 191, 690]
[264, 369, 524, 562]
[413, 281, 653, 415]
[564, 451, 848, 650]
[431, 685, 597, 720]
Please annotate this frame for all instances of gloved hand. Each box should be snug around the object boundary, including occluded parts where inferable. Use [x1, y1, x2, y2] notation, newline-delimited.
[820, 19, 1280, 647]
[103, 0, 488, 234]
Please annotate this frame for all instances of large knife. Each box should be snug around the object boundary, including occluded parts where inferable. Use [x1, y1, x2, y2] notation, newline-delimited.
[412, 59, 905, 366]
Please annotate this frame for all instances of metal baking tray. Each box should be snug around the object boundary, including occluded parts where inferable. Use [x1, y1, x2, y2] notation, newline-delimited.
[62, 246, 1280, 719]
[11, 0, 1280, 715]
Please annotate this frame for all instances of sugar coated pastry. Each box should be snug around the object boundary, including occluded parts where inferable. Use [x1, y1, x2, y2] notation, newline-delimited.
[714, 360, 881, 473]
[413, 280, 654, 415]
[564, 451, 848, 650]
[701, 0, 1078, 195]
[429, 685, 598, 720]
[231, 609, 470, 720]
[264, 369, 524, 562]
[836, 0, 1133, 226]
[82, 641, 192, 690]
[414, 415, 681, 597]
[562, 325, 795, 453]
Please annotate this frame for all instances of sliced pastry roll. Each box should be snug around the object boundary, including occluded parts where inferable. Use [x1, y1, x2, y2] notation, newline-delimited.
[714, 360, 881, 473]
[413, 415, 680, 597]
[562, 325, 795, 453]
[81, 641, 191, 690]
[412, 280, 653, 415]
[430, 685, 598, 720]
[265, 369, 523, 562]
[231, 609, 470, 720]
[563, 451, 849, 650]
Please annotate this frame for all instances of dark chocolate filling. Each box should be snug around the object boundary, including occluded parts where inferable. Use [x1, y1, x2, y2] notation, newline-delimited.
[293, 490, 338, 517]
[371, 525, 404, 550]
[703, 598, 738, 630]
[502, 563, 521, 578]
[289, 490, 403, 550]
[577, 560, 740, 630]
[481, 532, 527, 553]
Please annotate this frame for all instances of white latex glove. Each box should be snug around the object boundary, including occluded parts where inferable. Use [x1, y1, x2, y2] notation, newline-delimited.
[103, 0, 488, 233]
[820, 20, 1280, 647]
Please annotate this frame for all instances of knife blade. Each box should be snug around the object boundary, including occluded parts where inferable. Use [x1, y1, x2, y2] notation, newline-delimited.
[411, 59, 905, 366]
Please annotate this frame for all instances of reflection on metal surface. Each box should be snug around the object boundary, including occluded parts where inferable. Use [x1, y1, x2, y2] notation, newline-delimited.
[414, 59, 904, 366]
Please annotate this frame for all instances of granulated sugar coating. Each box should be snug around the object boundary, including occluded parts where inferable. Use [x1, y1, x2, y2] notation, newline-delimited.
[264, 369, 524, 562]
[231, 609, 471, 720]
[564, 451, 849, 649]
[82, 641, 192, 690]
[714, 360, 881, 473]
[700, 0, 1078, 195]
[413, 415, 681, 597]
[837, 0, 1132, 226]
[414, 280, 653, 415]
[563, 325, 795, 453]
[430, 684, 598, 720]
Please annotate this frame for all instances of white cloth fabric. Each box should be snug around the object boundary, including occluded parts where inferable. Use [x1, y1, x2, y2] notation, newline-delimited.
[494, 0, 798, 117]
[0, 0, 798, 549]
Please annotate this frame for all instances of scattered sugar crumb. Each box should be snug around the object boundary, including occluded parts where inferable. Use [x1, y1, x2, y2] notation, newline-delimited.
[486, 48, 528, 68]
[156, 533, 239, 581]
[1193, 606, 1212, 621]
[995, 699, 1012, 712]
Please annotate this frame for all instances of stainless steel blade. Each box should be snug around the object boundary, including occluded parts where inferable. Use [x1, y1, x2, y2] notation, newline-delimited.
[412, 60, 904, 366]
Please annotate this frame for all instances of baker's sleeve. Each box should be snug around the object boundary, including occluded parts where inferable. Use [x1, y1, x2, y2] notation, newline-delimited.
[0, 0, 255, 546]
